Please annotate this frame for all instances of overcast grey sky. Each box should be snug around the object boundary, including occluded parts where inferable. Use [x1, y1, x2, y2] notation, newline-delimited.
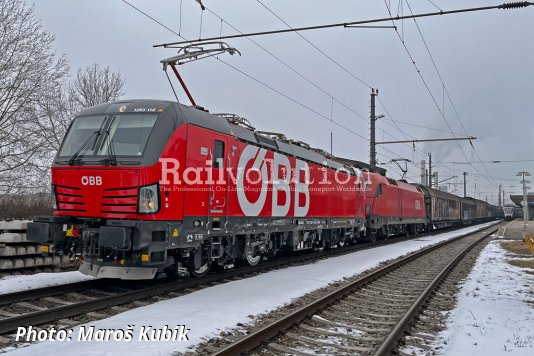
[25, 0, 534, 205]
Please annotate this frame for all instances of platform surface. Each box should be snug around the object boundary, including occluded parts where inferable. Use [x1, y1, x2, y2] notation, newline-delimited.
[502, 219, 534, 240]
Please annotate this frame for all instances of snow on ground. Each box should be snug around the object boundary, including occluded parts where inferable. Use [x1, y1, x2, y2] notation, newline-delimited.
[432, 236, 534, 355]
[3, 221, 499, 355]
[0, 272, 94, 295]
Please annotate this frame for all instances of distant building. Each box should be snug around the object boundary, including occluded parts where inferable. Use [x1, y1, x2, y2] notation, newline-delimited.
[510, 194, 534, 220]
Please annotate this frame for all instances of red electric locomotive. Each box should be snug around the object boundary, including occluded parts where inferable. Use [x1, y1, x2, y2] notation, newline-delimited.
[28, 100, 367, 279]
[364, 172, 427, 239]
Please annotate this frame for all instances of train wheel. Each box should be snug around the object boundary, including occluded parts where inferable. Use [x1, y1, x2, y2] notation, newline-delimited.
[188, 246, 212, 278]
[244, 239, 261, 266]
[337, 233, 346, 247]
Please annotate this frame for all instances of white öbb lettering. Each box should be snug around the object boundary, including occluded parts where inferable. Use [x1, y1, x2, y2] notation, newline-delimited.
[236, 145, 310, 217]
[81, 176, 102, 186]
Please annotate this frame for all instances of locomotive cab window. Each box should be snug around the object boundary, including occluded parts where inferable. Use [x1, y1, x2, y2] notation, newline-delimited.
[213, 140, 225, 168]
[58, 115, 107, 157]
[58, 113, 158, 158]
[375, 184, 382, 197]
[101, 114, 157, 156]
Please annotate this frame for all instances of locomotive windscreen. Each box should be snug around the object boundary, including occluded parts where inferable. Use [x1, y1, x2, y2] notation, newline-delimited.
[58, 113, 158, 158]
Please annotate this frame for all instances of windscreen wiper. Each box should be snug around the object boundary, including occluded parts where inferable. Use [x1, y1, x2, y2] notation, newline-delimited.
[67, 129, 102, 166]
[103, 116, 117, 166]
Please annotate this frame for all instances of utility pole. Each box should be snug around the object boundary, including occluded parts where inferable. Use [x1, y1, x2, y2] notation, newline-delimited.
[498, 184, 502, 207]
[463, 172, 467, 197]
[420, 160, 426, 185]
[434, 171, 439, 189]
[517, 171, 531, 231]
[370, 89, 378, 169]
[428, 153, 432, 188]
[330, 132, 333, 156]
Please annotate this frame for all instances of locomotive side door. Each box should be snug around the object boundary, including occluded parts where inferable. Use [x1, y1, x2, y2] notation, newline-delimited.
[209, 137, 229, 231]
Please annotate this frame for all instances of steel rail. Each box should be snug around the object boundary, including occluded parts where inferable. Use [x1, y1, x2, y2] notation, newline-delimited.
[0, 236, 412, 334]
[373, 226, 495, 355]
[0, 233, 410, 311]
[0, 279, 110, 307]
[212, 224, 501, 356]
[0, 222, 473, 309]
[0, 221, 499, 335]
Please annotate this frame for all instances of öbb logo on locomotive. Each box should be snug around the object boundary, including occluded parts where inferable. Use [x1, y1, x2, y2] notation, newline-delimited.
[160, 144, 313, 217]
[26, 99, 502, 281]
[236, 145, 309, 217]
[81, 176, 102, 186]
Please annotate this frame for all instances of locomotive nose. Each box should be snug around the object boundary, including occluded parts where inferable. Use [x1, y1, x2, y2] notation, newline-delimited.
[53, 168, 140, 218]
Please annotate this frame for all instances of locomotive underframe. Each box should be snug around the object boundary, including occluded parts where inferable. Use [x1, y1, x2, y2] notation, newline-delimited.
[366, 215, 428, 239]
[28, 215, 367, 279]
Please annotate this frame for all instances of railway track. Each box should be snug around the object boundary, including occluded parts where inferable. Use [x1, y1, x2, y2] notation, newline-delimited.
[210, 223, 502, 356]
[0, 221, 500, 350]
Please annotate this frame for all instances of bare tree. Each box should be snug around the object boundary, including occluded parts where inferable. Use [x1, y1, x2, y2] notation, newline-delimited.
[27, 64, 126, 194]
[70, 63, 125, 108]
[0, 0, 70, 194]
[0, 1, 126, 196]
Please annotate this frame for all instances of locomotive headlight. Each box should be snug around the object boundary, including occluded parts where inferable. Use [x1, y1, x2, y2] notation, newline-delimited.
[51, 184, 57, 210]
[138, 184, 159, 214]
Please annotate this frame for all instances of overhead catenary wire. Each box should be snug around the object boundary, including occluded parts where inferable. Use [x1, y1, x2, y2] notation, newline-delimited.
[199, 2, 491, 188]
[199, 0, 512, 194]
[436, 159, 534, 164]
[184, 0, 437, 176]
[121, 0, 515, 201]
[253, 0, 438, 173]
[252, 1, 432, 167]
[255, 0, 372, 90]
[198, 3, 371, 124]
[425, 0, 443, 12]
[379, 116, 467, 136]
[251, 0, 483, 187]
[402, 0, 501, 188]
[381, 0, 503, 192]
[154, 2, 534, 47]
[252, 0, 528, 194]
[120, 1, 373, 141]
[119, 0, 415, 180]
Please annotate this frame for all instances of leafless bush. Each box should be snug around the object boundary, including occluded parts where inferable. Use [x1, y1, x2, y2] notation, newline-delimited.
[0, 193, 52, 220]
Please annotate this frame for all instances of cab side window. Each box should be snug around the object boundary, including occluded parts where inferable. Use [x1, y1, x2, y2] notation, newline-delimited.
[375, 184, 382, 197]
[213, 140, 224, 169]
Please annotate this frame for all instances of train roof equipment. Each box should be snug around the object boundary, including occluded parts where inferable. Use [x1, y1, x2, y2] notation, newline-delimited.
[213, 113, 255, 131]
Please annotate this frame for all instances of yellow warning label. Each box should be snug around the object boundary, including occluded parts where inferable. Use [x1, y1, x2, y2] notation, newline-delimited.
[141, 254, 149, 262]
[41, 245, 49, 253]
[172, 228, 179, 237]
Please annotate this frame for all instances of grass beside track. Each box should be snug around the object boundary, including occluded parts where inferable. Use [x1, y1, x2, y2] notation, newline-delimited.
[500, 240, 534, 273]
